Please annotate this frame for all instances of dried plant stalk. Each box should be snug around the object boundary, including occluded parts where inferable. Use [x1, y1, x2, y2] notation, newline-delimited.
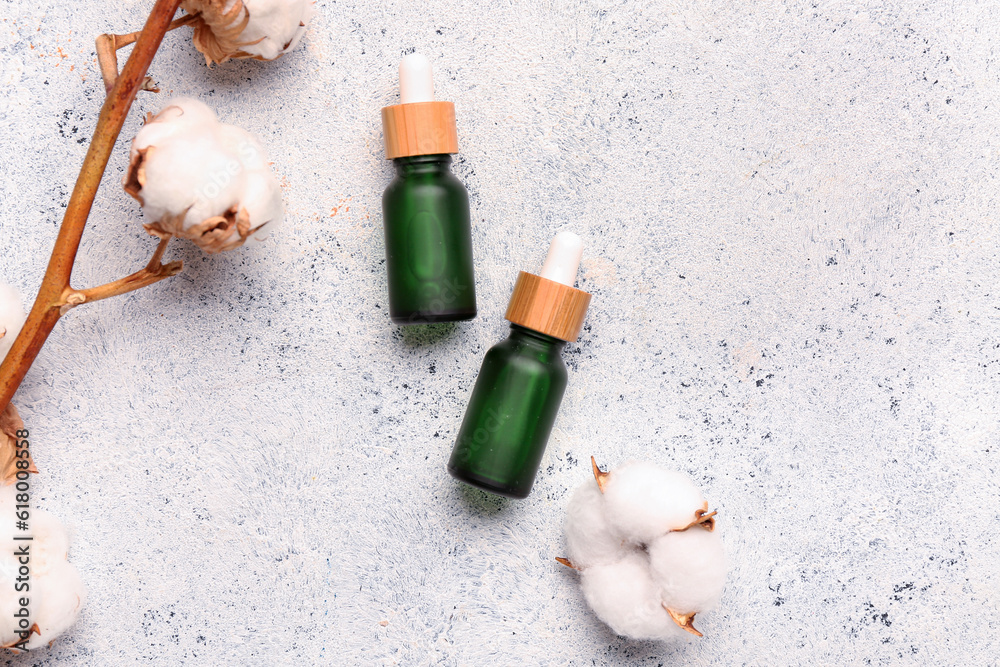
[0, 0, 186, 413]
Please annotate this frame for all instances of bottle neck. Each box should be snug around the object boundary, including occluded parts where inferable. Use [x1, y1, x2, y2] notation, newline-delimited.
[392, 153, 453, 177]
[508, 323, 566, 352]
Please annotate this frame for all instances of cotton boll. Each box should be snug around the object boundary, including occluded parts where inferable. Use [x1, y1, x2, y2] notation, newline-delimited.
[0, 283, 27, 364]
[0, 491, 84, 651]
[649, 529, 727, 614]
[565, 482, 629, 569]
[138, 137, 243, 229]
[580, 553, 682, 641]
[182, 0, 315, 65]
[239, 171, 283, 244]
[133, 101, 219, 148]
[124, 98, 284, 254]
[601, 461, 707, 544]
[0, 485, 14, 506]
[560, 458, 726, 640]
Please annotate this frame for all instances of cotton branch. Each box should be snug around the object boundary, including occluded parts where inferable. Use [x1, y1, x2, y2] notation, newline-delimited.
[0, 0, 185, 413]
[57, 237, 182, 315]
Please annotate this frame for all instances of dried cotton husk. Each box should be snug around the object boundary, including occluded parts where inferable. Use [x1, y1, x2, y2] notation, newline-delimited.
[182, 0, 314, 65]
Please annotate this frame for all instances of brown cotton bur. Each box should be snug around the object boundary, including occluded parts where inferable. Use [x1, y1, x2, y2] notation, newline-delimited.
[665, 609, 702, 637]
[0, 403, 38, 485]
[1, 623, 40, 650]
[181, 0, 253, 65]
[683, 506, 717, 533]
[590, 455, 610, 493]
[143, 204, 255, 255]
[122, 141, 151, 206]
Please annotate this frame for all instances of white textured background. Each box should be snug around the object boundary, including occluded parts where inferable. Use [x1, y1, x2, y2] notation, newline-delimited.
[1, 0, 998, 664]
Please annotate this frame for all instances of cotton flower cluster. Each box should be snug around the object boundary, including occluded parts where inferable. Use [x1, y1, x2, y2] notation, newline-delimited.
[124, 98, 283, 254]
[0, 486, 85, 651]
[560, 458, 726, 640]
[0, 283, 27, 364]
[182, 0, 314, 65]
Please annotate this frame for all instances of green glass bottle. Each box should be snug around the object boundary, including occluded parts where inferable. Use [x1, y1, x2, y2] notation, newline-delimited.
[449, 233, 592, 498]
[448, 324, 568, 498]
[380, 54, 476, 324]
[382, 154, 476, 324]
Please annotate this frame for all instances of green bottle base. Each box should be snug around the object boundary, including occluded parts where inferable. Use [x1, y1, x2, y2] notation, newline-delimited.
[447, 464, 531, 499]
[447, 325, 569, 500]
[390, 307, 477, 325]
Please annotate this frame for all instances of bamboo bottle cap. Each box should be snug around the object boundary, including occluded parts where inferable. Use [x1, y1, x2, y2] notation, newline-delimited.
[505, 272, 592, 342]
[382, 101, 459, 159]
[382, 54, 459, 159]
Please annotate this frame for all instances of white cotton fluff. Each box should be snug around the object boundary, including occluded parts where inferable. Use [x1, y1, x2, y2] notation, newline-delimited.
[649, 529, 727, 614]
[564, 481, 629, 570]
[24, 565, 85, 650]
[125, 98, 283, 253]
[562, 459, 726, 641]
[580, 552, 683, 641]
[0, 487, 85, 651]
[239, 0, 314, 60]
[0, 283, 27, 364]
[601, 461, 707, 544]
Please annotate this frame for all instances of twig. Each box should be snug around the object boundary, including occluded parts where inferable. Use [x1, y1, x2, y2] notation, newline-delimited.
[96, 14, 196, 93]
[58, 238, 183, 314]
[0, 0, 185, 413]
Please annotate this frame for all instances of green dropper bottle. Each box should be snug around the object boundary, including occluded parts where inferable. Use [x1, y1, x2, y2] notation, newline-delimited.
[448, 232, 592, 498]
[380, 54, 476, 324]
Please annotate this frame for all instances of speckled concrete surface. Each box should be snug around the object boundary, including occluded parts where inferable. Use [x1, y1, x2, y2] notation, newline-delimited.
[1, 0, 998, 664]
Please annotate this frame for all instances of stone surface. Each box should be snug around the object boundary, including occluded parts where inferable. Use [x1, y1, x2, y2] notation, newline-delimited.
[0, 0, 998, 664]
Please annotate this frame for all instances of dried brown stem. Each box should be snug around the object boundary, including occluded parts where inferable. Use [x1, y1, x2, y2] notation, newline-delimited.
[58, 238, 182, 314]
[96, 14, 195, 93]
[0, 0, 185, 414]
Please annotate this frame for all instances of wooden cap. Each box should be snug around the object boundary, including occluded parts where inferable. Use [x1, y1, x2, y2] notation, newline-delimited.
[381, 101, 459, 159]
[505, 271, 592, 342]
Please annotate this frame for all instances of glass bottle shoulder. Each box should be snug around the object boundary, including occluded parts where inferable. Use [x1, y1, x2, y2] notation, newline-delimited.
[383, 176, 466, 203]
[483, 326, 568, 379]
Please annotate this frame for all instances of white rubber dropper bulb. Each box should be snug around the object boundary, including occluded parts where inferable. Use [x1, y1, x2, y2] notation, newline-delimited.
[399, 53, 434, 104]
[539, 232, 584, 287]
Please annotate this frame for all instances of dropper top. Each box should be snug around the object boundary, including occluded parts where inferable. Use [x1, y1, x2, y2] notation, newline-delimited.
[399, 53, 434, 104]
[504, 232, 592, 342]
[539, 232, 584, 287]
[382, 54, 459, 159]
